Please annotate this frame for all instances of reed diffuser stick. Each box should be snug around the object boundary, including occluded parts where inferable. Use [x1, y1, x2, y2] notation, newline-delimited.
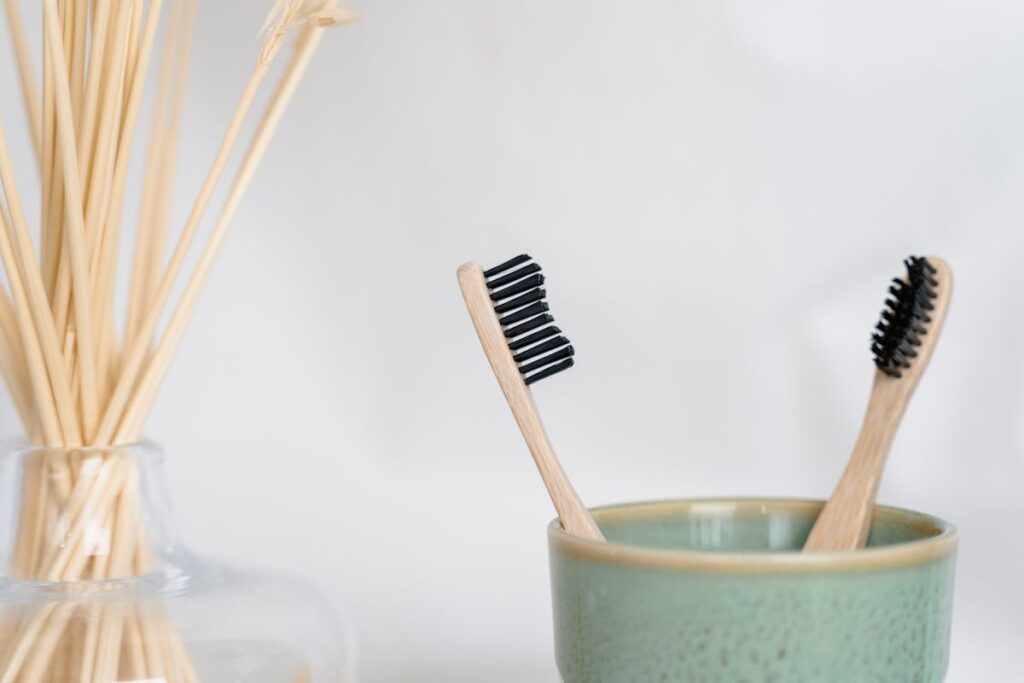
[127, 0, 197, 349]
[42, 0, 102, 439]
[0, 1, 356, 679]
[0, 135, 64, 443]
[1, 0, 41, 165]
[93, 6, 300, 444]
[120, 9, 350, 442]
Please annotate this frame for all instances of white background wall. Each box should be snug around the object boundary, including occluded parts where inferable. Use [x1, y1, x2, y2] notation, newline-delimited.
[3, 1, 1024, 680]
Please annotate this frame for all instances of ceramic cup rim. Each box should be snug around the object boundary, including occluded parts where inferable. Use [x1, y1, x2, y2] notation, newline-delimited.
[548, 497, 958, 574]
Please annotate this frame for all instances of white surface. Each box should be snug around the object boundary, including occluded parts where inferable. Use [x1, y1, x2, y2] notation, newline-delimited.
[2, 1, 1024, 680]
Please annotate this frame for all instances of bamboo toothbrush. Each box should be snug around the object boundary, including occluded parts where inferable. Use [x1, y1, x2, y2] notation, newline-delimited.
[458, 255, 603, 540]
[804, 255, 952, 552]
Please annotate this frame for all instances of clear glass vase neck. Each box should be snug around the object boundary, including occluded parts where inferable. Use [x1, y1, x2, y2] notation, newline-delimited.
[0, 441, 180, 583]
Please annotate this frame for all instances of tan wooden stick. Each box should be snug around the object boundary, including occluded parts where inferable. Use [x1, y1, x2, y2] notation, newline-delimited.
[10, 459, 44, 576]
[51, 0, 131, 368]
[0, 316, 35, 434]
[42, 0, 101, 440]
[68, 0, 88, 123]
[0, 605, 61, 683]
[804, 257, 952, 551]
[0, 232, 37, 433]
[124, 0, 144, 98]
[0, 1, 352, 677]
[40, 6, 63, 300]
[93, 10, 289, 445]
[84, 0, 166, 413]
[0, 197, 62, 444]
[0, 123, 79, 444]
[146, 0, 198, 284]
[457, 263, 603, 540]
[3, 455, 160, 678]
[81, 0, 133, 251]
[91, 0, 166, 294]
[26, 461, 54, 576]
[126, 0, 186, 345]
[18, 605, 72, 683]
[79, 604, 101, 679]
[50, 0, 123, 361]
[119, 8, 350, 442]
[0, 281, 26, 374]
[1, 0, 42, 167]
[111, 2, 358, 443]
[75, 0, 112, 179]
[123, 610, 148, 679]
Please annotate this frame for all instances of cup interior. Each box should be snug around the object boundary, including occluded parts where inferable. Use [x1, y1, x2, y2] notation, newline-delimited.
[595, 498, 947, 553]
[550, 499, 958, 572]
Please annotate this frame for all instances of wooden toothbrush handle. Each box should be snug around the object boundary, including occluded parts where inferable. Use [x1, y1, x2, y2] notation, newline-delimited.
[804, 376, 911, 551]
[458, 264, 604, 540]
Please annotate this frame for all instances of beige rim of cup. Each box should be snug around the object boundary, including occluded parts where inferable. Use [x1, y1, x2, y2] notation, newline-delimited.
[549, 498, 958, 574]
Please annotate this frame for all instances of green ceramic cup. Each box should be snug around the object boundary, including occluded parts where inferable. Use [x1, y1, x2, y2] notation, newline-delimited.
[549, 499, 957, 683]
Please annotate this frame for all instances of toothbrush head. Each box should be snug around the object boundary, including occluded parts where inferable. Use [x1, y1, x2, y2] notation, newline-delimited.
[482, 254, 574, 385]
[871, 256, 940, 379]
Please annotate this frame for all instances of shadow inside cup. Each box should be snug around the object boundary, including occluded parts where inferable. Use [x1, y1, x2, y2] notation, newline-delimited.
[549, 499, 957, 683]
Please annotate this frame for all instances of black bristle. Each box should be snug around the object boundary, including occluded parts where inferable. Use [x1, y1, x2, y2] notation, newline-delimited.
[490, 273, 544, 302]
[484, 254, 532, 278]
[519, 345, 575, 374]
[871, 256, 939, 378]
[504, 314, 554, 338]
[484, 254, 576, 385]
[524, 358, 574, 385]
[494, 288, 545, 314]
[507, 325, 560, 351]
[500, 301, 550, 326]
[513, 336, 569, 363]
[486, 263, 542, 289]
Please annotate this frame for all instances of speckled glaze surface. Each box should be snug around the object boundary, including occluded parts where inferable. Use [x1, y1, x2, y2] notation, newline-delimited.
[549, 499, 957, 683]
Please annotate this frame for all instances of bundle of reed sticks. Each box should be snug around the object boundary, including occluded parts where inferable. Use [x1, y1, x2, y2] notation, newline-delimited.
[0, 0, 355, 679]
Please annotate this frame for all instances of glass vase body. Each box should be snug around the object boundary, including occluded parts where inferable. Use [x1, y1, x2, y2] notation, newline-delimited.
[0, 442, 355, 682]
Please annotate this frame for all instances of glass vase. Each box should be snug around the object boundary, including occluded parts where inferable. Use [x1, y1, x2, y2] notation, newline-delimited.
[0, 442, 355, 682]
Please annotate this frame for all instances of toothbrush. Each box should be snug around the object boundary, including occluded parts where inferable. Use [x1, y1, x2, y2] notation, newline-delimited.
[458, 255, 604, 540]
[804, 256, 952, 551]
